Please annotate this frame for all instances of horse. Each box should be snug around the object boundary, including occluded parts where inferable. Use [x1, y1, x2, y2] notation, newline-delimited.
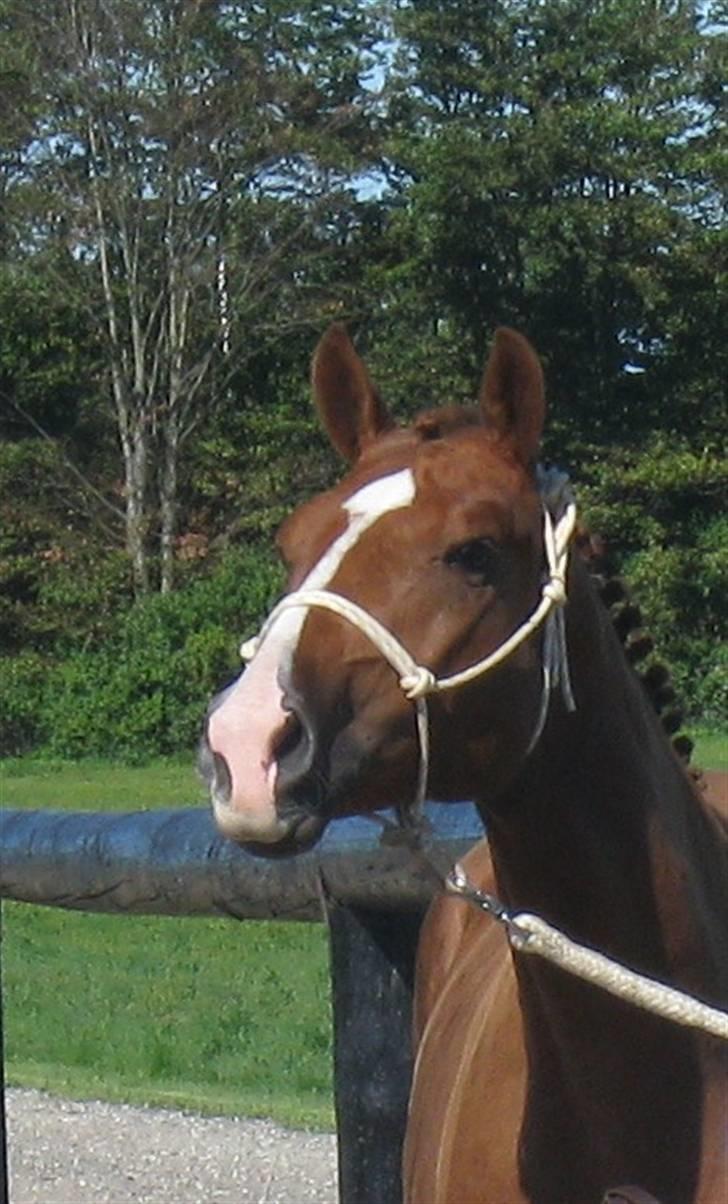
[200, 325, 728, 1204]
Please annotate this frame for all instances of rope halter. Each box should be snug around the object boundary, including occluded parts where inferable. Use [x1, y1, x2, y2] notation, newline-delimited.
[241, 466, 578, 828]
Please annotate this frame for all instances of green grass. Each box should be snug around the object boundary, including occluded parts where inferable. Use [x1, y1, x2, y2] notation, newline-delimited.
[1, 756, 334, 1129]
[7, 1061, 329, 1129]
[3, 905, 334, 1128]
[1, 730, 725, 1125]
[0, 755, 204, 811]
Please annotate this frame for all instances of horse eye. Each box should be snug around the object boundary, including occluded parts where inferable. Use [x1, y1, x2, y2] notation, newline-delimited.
[445, 538, 499, 584]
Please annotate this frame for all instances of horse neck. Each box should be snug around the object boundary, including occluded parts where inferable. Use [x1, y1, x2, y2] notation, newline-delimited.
[483, 556, 728, 1004]
[479, 560, 728, 1200]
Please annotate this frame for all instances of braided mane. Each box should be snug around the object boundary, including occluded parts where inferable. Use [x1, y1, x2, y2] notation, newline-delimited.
[574, 524, 695, 771]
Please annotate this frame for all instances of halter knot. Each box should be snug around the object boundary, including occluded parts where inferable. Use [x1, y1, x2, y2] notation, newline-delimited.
[400, 666, 437, 700]
[542, 574, 567, 607]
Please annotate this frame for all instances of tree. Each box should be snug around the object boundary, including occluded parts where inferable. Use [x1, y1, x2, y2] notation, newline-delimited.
[5, 0, 385, 594]
[380, 0, 725, 441]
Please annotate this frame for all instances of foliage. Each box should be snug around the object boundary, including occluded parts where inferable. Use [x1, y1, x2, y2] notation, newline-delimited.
[0, 546, 282, 759]
[0, 261, 102, 436]
[0, 437, 128, 654]
[576, 439, 727, 722]
[382, 1, 723, 443]
[0, 651, 47, 756]
[0, 0, 725, 751]
[2, 0, 387, 594]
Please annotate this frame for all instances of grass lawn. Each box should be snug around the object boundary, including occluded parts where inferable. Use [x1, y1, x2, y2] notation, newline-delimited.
[0, 757, 334, 1129]
[0, 755, 205, 811]
[1, 728, 725, 1125]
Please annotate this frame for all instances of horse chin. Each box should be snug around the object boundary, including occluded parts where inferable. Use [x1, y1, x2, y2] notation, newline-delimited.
[240, 810, 329, 859]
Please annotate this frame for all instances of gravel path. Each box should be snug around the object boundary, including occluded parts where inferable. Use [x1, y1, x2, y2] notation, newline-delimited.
[6, 1088, 338, 1204]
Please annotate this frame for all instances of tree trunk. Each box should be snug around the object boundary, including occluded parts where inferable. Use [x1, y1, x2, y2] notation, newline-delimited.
[121, 421, 151, 597]
[159, 418, 179, 595]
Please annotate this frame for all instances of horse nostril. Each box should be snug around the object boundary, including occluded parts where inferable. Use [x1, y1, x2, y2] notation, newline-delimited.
[274, 708, 315, 789]
[274, 712, 304, 762]
[211, 750, 232, 804]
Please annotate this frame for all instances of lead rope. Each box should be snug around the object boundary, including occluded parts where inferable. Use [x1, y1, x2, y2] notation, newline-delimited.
[444, 865, 728, 1041]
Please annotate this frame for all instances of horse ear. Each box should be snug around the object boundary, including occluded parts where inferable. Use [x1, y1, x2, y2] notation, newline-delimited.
[478, 328, 545, 466]
[311, 324, 393, 462]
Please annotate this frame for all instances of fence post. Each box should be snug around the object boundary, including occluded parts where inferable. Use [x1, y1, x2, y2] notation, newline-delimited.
[327, 904, 423, 1204]
[0, 903, 9, 1204]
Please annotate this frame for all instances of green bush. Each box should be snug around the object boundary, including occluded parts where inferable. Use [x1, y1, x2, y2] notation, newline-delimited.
[0, 651, 48, 755]
[33, 551, 132, 655]
[693, 645, 728, 729]
[0, 439, 132, 658]
[576, 436, 727, 722]
[1, 547, 283, 761]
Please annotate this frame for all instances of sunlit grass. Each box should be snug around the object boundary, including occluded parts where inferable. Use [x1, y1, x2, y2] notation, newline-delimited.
[3, 901, 334, 1128]
[8, 1061, 334, 1130]
[0, 755, 202, 810]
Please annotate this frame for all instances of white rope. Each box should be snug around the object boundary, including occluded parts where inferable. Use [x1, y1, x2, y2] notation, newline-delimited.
[445, 866, 728, 1042]
[252, 589, 426, 689]
[511, 913, 728, 1040]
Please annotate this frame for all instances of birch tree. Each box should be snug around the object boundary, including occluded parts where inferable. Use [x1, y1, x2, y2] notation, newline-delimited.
[7, 0, 382, 594]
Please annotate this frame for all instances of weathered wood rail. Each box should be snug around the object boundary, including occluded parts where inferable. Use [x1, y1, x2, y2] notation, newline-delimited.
[0, 801, 483, 1204]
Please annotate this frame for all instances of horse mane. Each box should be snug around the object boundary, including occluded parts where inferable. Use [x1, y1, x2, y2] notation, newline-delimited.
[573, 524, 698, 774]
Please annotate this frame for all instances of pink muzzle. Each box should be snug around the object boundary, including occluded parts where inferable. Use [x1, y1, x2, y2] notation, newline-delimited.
[206, 633, 295, 844]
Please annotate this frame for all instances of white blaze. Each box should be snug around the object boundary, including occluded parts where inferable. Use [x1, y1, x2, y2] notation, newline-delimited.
[208, 469, 415, 842]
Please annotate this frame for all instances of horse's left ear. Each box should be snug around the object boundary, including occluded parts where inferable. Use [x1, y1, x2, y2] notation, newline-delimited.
[311, 323, 394, 462]
[478, 328, 545, 466]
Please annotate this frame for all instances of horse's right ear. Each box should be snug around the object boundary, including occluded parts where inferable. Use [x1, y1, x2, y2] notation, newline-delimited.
[478, 327, 545, 466]
[311, 324, 393, 462]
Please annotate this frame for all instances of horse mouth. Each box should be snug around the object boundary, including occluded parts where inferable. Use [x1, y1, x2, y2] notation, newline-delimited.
[210, 786, 329, 857]
[239, 810, 329, 859]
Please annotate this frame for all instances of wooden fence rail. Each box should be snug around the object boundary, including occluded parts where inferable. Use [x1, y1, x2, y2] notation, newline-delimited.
[0, 802, 482, 1204]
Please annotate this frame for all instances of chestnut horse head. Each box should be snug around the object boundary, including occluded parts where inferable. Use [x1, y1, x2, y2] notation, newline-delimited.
[201, 324, 566, 852]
